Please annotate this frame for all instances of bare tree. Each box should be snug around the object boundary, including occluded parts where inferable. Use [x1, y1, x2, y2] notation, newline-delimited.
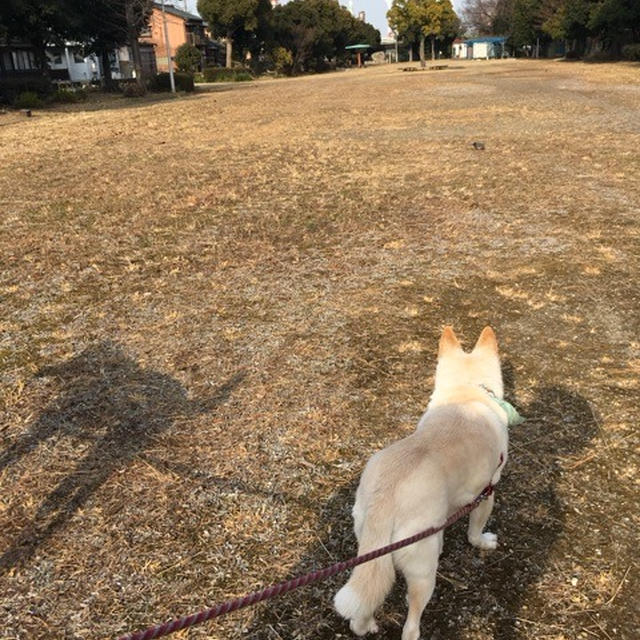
[461, 0, 499, 35]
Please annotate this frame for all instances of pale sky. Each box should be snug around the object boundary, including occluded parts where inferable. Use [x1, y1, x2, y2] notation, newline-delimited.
[184, 1, 467, 39]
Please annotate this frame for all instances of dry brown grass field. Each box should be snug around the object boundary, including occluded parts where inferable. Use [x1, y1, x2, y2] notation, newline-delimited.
[1, 59, 639, 640]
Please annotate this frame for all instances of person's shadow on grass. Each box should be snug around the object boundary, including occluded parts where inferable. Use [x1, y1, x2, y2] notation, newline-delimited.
[240, 369, 598, 639]
[0, 341, 244, 575]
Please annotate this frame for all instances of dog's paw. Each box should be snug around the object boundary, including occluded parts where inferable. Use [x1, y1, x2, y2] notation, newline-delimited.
[469, 531, 498, 550]
[401, 625, 420, 640]
[350, 617, 378, 636]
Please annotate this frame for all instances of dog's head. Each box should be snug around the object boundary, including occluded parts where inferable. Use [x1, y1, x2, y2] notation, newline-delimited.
[434, 326, 503, 398]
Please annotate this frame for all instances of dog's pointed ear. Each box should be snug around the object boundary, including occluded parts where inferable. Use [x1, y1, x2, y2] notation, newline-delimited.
[439, 326, 461, 357]
[473, 326, 498, 353]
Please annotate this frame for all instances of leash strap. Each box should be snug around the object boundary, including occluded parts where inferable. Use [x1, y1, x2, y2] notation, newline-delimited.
[117, 484, 494, 640]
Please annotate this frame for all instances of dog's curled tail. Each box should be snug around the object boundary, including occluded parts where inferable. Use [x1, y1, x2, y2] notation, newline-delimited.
[334, 508, 395, 630]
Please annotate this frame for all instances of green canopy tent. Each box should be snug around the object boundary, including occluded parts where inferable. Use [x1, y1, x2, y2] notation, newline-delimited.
[345, 43, 370, 68]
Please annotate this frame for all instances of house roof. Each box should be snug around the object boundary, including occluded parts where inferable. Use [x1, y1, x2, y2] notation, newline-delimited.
[464, 36, 507, 44]
[153, 2, 202, 22]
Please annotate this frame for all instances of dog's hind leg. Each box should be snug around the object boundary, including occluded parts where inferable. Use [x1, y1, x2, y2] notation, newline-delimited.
[467, 492, 497, 550]
[397, 538, 438, 640]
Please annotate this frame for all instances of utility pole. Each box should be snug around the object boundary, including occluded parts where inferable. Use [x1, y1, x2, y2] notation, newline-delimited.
[161, 0, 176, 93]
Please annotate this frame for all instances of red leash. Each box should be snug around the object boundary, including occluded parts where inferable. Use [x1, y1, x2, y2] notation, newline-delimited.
[116, 483, 495, 640]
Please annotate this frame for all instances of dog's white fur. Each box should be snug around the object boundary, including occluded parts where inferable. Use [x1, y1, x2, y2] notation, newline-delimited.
[334, 326, 510, 640]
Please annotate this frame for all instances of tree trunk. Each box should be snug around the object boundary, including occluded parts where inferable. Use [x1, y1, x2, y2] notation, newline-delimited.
[225, 33, 233, 68]
[100, 49, 117, 91]
[419, 35, 426, 68]
[431, 36, 435, 60]
[32, 37, 50, 75]
[408, 46, 413, 62]
[125, 0, 145, 86]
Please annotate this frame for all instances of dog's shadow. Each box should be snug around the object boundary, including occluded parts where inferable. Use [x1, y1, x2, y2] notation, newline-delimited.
[0, 341, 244, 575]
[242, 374, 598, 638]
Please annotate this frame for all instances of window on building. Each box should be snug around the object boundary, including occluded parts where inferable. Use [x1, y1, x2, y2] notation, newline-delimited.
[48, 50, 63, 65]
[12, 50, 37, 70]
[2, 51, 15, 71]
[73, 50, 85, 64]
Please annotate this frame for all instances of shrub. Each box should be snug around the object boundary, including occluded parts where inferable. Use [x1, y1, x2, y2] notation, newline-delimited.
[46, 87, 89, 104]
[621, 44, 640, 61]
[122, 82, 147, 97]
[272, 47, 293, 75]
[202, 66, 253, 82]
[584, 50, 616, 63]
[51, 88, 76, 103]
[148, 72, 195, 92]
[0, 73, 52, 105]
[175, 43, 202, 73]
[13, 91, 43, 109]
[50, 88, 89, 103]
[564, 50, 581, 60]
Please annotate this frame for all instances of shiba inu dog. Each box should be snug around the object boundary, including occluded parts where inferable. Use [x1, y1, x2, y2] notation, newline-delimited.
[335, 326, 519, 640]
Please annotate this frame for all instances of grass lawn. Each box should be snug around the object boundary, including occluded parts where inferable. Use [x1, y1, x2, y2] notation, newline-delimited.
[1, 59, 638, 639]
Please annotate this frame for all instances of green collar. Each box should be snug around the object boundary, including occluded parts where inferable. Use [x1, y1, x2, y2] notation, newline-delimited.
[482, 386, 525, 427]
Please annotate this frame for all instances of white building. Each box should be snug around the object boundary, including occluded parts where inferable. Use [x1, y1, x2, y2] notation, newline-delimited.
[47, 46, 99, 83]
[46, 45, 135, 84]
[380, 33, 398, 63]
[452, 37, 508, 60]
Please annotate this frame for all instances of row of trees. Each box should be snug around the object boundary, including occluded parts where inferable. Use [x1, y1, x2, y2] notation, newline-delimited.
[387, 0, 460, 66]
[462, 0, 640, 55]
[197, 0, 381, 73]
[0, 0, 152, 86]
[0, 0, 381, 80]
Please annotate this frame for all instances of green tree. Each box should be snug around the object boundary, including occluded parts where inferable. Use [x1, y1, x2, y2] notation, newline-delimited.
[388, 0, 459, 66]
[496, 0, 638, 56]
[65, 0, 151, 89]
[492, 0, 516, 36]
[174, 42, 202, 73]
[348, 14, 382, 49]
[589, 0, 640, 53]
[271, 45, 293, 74]
[271, 0, 318, 72]
[0, 0, 151, 88]
[540, 0, 592, 53]
[494, 0, 548, 55]
[0, 0, 69, 72]
[197, 0, 271, 68]
[271, 0, 379, 73]
[387, 0, 420, 61]
[511, 0, 537, 50]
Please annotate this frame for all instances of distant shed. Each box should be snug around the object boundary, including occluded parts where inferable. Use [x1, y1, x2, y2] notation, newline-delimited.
[453, 36, 508, 60]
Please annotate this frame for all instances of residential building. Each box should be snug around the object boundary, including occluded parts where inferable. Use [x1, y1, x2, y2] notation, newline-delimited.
[0, 42, 38, 74]
[1, 40, 153, 84]
[46, 45, 100, 83]
[139, 2, 222, 72]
